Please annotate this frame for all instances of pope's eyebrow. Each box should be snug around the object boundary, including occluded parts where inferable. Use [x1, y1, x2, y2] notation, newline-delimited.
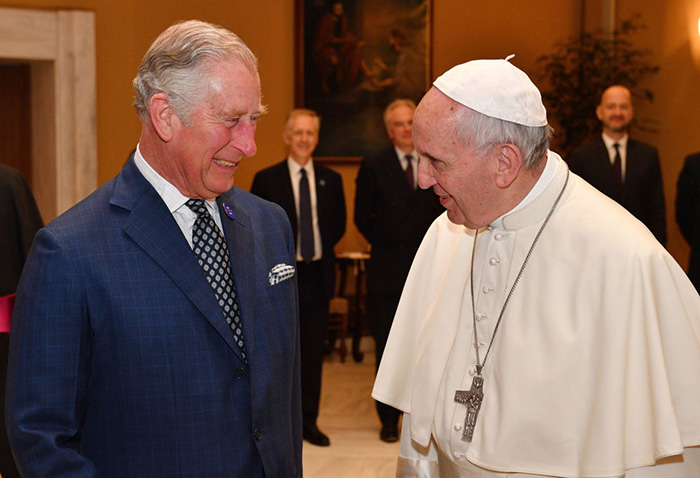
[420, 151, 441, 163]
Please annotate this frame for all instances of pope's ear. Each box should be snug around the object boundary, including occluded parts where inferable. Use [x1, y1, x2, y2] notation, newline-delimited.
[494, 144, 523, 188]
[148, 93, 177, 142]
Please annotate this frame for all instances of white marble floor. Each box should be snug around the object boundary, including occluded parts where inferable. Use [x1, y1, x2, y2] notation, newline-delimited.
[303, 337, 400, 477]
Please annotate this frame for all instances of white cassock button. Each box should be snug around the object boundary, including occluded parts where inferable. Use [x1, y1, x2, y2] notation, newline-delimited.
[468, 367, 476, 376]
[489, 257, 499, 266]
[494, 233, 504, 241]
[453, 451, 463, 459]
[454, 423, 463, 431]
[482, 286, 491, 294]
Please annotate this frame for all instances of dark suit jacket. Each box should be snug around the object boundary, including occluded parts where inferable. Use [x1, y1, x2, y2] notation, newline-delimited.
[354, 148, 444, 296]
[570, 137, 667, 245]
[676, 152, 700, 291]
[0, 164, 41, 478]
[250, 160, 346, 298]
[0, 163, 43, 297]
[6, 158, 302, 477]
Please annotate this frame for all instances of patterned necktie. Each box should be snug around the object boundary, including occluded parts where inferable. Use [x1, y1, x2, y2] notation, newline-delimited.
[405, 155, 415, 190]
[186, 199, 246, 361]
[299, 169, 315, 262]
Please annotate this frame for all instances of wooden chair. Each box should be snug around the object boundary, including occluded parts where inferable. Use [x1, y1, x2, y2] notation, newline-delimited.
[326, 296, 349, 362]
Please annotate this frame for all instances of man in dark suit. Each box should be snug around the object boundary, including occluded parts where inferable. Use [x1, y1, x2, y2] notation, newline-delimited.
[251, 109, 346, 447]
[569, 84, 666, 245]
[0, 163, 43, 478]
[676, 151, 700, 291]
[354, 99, 443, 442]
[6, 20, 302, 477]
[0, 164, 43, 298]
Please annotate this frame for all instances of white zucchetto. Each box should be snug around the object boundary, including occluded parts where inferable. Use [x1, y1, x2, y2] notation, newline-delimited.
[433, 55, 548, 127]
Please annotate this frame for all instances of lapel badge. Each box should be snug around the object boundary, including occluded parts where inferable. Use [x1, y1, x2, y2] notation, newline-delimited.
[319, 179, 326, 187]
[223, 202, 235, 219]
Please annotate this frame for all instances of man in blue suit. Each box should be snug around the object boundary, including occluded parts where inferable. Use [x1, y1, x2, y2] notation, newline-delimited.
[6, 20, 302, 477]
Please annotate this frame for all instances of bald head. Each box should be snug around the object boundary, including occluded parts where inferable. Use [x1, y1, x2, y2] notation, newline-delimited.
[596, 85, 633, 139]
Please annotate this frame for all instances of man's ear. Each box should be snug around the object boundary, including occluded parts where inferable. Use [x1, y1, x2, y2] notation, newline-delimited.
[148, 93, 177, 142]
[494, 144, 523, 188]
[595, 105, 604, 122]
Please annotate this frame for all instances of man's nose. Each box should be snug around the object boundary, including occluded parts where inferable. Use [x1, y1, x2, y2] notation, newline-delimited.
[417, 159, 436, 189]
[233, 123, 257, 157]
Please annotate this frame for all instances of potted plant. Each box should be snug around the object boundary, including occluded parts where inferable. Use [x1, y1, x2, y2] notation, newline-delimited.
[537, 14, 660, 158]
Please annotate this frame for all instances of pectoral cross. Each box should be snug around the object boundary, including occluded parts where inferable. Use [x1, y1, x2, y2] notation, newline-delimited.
[454, 374, 484, 442]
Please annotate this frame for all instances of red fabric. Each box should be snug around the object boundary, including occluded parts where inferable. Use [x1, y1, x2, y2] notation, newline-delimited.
[0, 293, 15, 333]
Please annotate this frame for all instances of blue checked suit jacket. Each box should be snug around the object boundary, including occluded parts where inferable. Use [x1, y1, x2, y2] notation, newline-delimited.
[6, 158, 303, 477]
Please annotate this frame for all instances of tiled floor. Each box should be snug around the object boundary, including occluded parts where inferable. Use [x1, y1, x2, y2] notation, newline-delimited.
[303, 337, 400, 477]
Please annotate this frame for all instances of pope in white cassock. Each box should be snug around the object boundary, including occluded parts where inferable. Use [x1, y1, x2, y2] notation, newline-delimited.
[372, 57, 700, 477]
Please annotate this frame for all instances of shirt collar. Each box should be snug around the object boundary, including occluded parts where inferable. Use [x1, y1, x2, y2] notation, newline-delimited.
[394, 146, 417, 162]
[493, 151, 570, 231]
[490, 151, 557, 229]
[133, 144, 217, 213]
[287, 156, 314, 176]
[601, 132, 628, 150]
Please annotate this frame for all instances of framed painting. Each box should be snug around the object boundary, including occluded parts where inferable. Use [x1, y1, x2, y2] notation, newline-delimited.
[295, 0, 431, 161]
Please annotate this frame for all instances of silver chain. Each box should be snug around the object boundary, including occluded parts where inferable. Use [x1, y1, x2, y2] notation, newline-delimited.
[471, 169, 570, 373]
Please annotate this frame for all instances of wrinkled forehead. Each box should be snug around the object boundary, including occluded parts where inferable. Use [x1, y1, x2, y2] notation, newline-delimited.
[413, 89, 464, 155]
[414, 88, 461, 132]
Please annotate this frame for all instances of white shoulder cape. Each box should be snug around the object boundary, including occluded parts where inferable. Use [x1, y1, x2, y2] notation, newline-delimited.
[373, 155, 700, 477]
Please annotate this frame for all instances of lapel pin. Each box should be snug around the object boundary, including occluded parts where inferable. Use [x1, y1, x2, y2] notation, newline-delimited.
[223, 202, 235, 219]
[319, 179, 326, 187]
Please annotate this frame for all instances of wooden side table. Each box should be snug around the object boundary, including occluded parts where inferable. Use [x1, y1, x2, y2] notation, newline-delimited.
[334, 252, 370, 363]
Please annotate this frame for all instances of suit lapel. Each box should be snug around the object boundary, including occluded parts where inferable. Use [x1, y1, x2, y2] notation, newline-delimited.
[595, 138, 613, 171]
[625, 139, 639, 178]
[268, 161, 298, 240]
[112, 160, 243, 357]
[313, 163, 330, 234]
[278, 163, 297, 229]
[384, 149, 413, 198]
[218, 190, 256, 362]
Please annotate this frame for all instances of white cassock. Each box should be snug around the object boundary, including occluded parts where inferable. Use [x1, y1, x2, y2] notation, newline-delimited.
[372, 152, 700, 477]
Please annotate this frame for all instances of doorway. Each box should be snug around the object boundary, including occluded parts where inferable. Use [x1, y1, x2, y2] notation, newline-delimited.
[0, 7, 97, 222]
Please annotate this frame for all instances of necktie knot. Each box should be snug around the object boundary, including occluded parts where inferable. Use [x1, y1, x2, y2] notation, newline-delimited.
[186, 199, 208, 216]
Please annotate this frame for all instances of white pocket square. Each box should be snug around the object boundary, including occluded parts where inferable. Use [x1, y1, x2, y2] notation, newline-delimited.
[269, 263, 295, 285]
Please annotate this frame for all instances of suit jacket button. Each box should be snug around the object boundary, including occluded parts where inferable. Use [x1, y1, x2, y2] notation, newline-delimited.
[254, 428, 262, 441]
[235, 367, 247, 379]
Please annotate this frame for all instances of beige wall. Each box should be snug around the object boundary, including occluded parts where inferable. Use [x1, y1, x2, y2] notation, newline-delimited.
[1, 0, 698, 266]
[617, 0, 700, 268]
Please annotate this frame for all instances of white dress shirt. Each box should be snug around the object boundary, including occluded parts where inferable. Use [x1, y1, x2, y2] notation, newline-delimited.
[133, 144, 223, 249]
[602, 132, 629, 181]
[395, 146, 418, 188]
